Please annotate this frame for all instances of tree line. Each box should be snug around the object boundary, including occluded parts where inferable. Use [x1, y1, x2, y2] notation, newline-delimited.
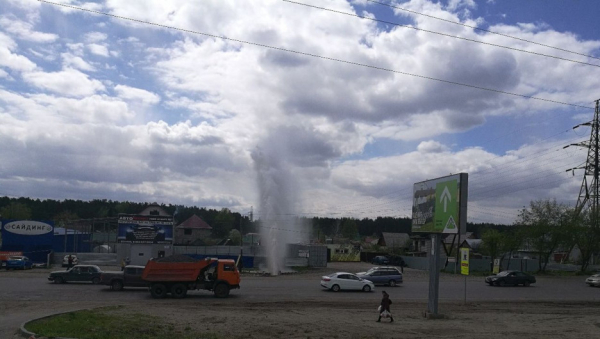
[0, 196, 504, 242]
[480, 199, 600, 273]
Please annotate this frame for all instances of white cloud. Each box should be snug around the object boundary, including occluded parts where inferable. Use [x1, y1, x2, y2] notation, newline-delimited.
[0, 33, 37, 72]
[87, 43, 109, 57]
[61, 52, 96, 71]
[417, 140, 449, 153]
[22, 68, 106, 97]
[447, 0, 477, 11]
[0, 16, 58, 42]
[0, 89, 132, 124]
[85, 31, 107, 43]
[0, 0, 598, 222]
[114, 85, 160, 104]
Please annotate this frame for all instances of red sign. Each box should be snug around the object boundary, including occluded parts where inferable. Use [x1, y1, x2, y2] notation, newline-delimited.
[0, 251, 23, 261]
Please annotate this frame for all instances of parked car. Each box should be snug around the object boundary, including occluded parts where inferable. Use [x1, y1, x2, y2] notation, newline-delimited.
[321, 272, 375, 292]
[388, 255, 407, 268]
[48, 265, 103, 284]
[585, 274, 600, 287]
[371, 256, 390, 265]
[5, 256, 33, 270]
[100, 265, 148, 291]
[485, 270, 536, 287]
[356, 267, 403, 287]
[62, 254, 79, 267]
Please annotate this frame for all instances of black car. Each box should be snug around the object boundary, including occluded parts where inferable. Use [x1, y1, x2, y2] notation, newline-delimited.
[371, 256, 390, 265]
[388, 255, 406, 268]
[48, 265, 103, 284]
[485, 270, 536, 287]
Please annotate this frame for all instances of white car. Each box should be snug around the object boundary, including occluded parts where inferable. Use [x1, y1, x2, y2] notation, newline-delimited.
[62, 255, 79, 267]
[321, 272, 375, 292]
[586, 274, 600, 287]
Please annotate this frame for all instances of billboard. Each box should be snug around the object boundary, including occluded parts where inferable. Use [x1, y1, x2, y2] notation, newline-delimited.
[117, 214, 173, 244]
[1, 220, 54, 263]
[411, 173, 468, 234]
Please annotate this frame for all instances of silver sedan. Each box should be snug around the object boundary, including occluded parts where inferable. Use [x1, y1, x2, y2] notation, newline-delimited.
[320, 272, 375, 292]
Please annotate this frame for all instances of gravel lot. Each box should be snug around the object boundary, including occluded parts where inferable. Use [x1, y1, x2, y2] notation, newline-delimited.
[2, 262, 600, 338]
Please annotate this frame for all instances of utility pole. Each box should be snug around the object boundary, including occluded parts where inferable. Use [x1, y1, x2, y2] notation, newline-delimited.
[565, 99, 600, 226]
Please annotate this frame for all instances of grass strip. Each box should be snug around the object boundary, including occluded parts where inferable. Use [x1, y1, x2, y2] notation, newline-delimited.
[25, 306, 220, 339]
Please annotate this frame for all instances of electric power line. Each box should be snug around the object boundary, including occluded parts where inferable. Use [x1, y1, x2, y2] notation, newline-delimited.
[36, 0, 594, 111]
[283, 0, 600, 69]
[364, 0, 600, 61]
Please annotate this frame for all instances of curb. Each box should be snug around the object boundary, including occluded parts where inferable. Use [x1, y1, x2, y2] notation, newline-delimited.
[19, 308, 92, 339]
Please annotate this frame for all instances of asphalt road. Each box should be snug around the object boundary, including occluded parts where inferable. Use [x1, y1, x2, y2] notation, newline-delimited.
[1, 262, 599, 338]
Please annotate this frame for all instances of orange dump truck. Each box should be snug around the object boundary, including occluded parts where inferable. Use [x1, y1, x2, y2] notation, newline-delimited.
[142, 255, 240, 298]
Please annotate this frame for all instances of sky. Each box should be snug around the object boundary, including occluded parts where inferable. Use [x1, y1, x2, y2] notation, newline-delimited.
[1, 0, 599, 225]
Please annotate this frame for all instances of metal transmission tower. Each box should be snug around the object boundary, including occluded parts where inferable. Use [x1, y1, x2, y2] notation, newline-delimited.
[565, 99, 600, 221]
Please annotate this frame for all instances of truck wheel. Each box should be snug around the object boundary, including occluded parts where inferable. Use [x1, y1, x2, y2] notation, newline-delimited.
[111, 280, 124, 291]
[389, 280, 397, 287]
[171, 283, 188, 298]
[150, 284, 168, 298]
[214, 283, 230, 298]
[92, 277, 101, 285]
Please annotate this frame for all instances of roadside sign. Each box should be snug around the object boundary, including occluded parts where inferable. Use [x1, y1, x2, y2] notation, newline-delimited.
[411, 173, 468, 234]
[460, 248, 469, 275]
[493, 259, 500, 274]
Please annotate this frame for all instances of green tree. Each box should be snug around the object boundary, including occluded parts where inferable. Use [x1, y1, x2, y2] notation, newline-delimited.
[0, 202, 32, 219]
[212, 208, 234, 239]
[340, 218, 359, 240]
[572, 208, 600, 272]
[503, 228, 525, 270]
[481, 228, 504, 270]
[228, 229, 242, 246]
[517, 199, 569, 272]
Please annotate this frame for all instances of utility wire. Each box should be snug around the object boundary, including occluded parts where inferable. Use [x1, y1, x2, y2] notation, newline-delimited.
[36, 0, 594, 110]
[283, 0, 600, 69]
[364, 0, 600, 61]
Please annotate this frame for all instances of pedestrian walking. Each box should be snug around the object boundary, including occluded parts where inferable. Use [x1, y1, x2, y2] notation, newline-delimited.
[125, 257, 131, 266]
[377, 291, 394, 322]
[120, 258, 125, 271]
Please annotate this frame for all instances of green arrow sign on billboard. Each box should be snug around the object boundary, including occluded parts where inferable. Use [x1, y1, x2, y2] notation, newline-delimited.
[435, 180, 458, 233]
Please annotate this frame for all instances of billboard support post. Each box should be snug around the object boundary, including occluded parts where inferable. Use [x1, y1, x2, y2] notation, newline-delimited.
[413, 173, 468, 319]
[427, 233, 440, 316]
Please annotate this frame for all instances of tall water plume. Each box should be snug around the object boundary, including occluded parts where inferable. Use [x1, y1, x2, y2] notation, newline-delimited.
[252, 146, 307, 275]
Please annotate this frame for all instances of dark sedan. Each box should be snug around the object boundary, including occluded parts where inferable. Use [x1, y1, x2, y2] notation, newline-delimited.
[371, 256, 390, 265]
[356, 267, 403, 287]
[485, 270, 536, 287]
[48, 265, 103, 284]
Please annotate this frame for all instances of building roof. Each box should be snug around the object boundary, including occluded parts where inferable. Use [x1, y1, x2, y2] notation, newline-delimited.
[443, 232, 474, 244]
[378, 232, 410, 247]
[176, 214, 212, 230]
[460, 238, 483, 250]
[138, 205, 170, 216]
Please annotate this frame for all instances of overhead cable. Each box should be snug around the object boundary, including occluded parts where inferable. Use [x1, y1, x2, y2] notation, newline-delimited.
[36, 0, 594, 110]
[365, 0, 600, 61]
[283, 0, 600, 69]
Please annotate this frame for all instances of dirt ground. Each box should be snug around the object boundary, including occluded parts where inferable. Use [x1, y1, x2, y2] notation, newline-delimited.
[6, 262, 600, 339]
[103, 299, 600, 339]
